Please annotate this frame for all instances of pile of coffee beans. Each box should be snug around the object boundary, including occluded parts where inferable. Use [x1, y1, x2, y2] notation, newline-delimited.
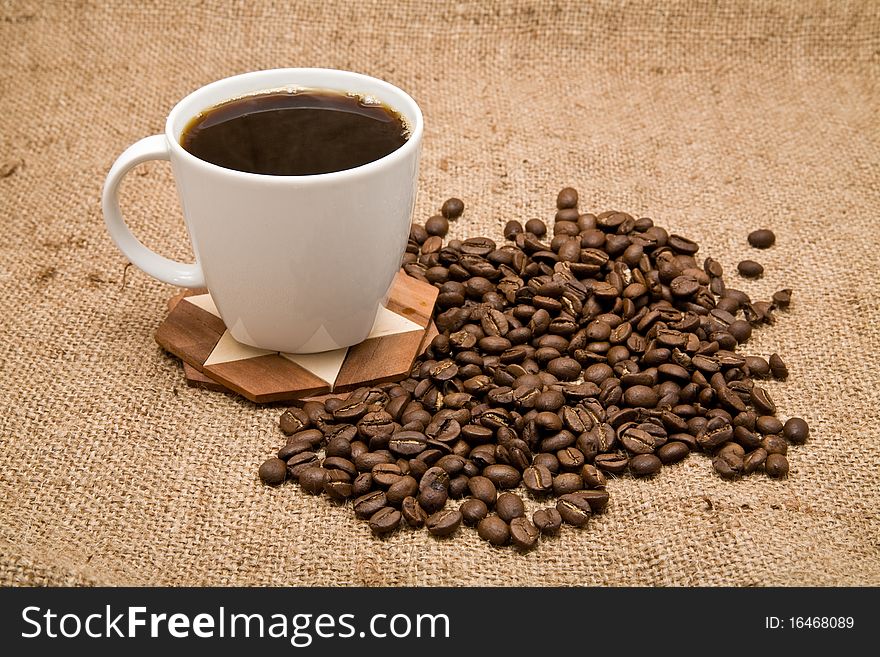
[259, 188, 808, 549]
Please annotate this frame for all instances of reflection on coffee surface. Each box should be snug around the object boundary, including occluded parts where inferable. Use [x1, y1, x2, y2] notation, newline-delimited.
[181, 89, 408, 175]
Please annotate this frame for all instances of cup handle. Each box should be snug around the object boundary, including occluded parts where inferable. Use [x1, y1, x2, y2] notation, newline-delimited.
[102, 134, 206, 288]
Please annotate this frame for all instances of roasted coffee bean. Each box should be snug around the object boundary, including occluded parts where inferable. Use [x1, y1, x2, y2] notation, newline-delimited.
[532, 507, 563, 535]
[713, 455, 741, 479]
[556, 187, 578, 209]
[418, 466, 450, 512]
[629, 453, 662, 477]
[580, 463, 607, 488]
[765, 453, 789, 478]
[352, 472, 373, 497]
[495, 492, 526, 522]
[353, 490, 387, 519]
[466, 475, 497, 507]
[286, 452, 319, 479]
[743, 447, 768, 474]
[657, 441, 689, 465]
[769, 353, 789, 379]
[525, 218, 547, 237]
[573, 489, 610, 513]
[426, 509, 463, 537]
[258, 458, 287, 486]
[441, 197, 464, 219]
[783, 417, 809, 444]
[386, 475, 418, 506]
[772, 288, 793, 308]
[298, 466, 328, 494]
[388, 430, 428, 456]
[737, 260, 764, 278]
[371, 462, 403, 487]
[556, 494, 591, 527]
[477, 515, 511, 545]
[426, 214, 450, 237]
[750, 387, 776, 415]
[483, 464, 521, 489]
[323, 472, 354, 501]
[552, 472, 583, 495]
[747, 229, 775, 249]
[594, 453, 629, 473]
[460, 498, 489, 525]
[369, 507, 401, 536]
[510, 516, 540, 550]
[522, 465, 553, 493]
[279, 407, 310, 435]
[761, 434, 788, 455]
[401, 496, 427, 527]
[756, 415, 784, 435]
[324, 456, 357, 479]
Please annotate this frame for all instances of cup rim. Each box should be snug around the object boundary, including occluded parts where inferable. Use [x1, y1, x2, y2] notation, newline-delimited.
[164, 68, 423, 182]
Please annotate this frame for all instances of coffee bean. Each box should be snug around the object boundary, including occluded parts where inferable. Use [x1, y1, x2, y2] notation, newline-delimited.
[258, 458, 287, 486]
[572, 489, 610, 513]
[552, 472, 583, 495]
[401, 496, 427, 527]
[756, 415, 784, 435]
[594, 453, 629, 474]
[747, 229, 775, 249]
[546, 356, 581, 381]
[523, 464, 553, 494]
[388, 430, 428, 456]
[532, 508, 563, 535]
[623, 385, 658, 408]
[467, 475, 498, 506]
[460, 498, 489, 525]
[483, 464, 521, 489]
[769, 353, 789, 379]
[279, 407, 310, 435]
[761, 434, 788, 455]
[371, 462, 402, 487]
[525, 218, 547, 237]
[750, 387, 776, 415]
[426, 509, 463, 537]
[657, 441, 689, 464]
[556, 493, 591, 527]
[426, 214, 450, 237]
[783, 417, 809, 444]
[441, 197, 464, 219]
[510, 516, 540, 550]
[496, 492, 525, 522]
[418, 466, 450, 512]
[580, 463, 607, 488]
[386, 475, 418, 506]
[629, 453, 662, 477]
[737, 260, 763, 278]
[713, 455, 741, 479]
[353, 490, 387, 519]
[298, 466, 328, 494]
[477, 515, 510, 545]
[369, 507, 401, 536]
[772, 288, 792, 308]
[556, 187, 578, 209]
[765, 453, 789, 478]
[743, 447, 768, 474]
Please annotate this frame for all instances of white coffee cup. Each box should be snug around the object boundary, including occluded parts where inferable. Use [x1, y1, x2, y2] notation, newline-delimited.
[103, 68, 423, 353]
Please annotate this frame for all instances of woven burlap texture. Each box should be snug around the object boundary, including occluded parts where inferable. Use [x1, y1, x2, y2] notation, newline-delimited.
[1, 0, 878, 586]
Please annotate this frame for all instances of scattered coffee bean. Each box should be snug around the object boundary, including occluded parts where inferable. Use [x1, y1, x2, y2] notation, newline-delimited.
[496, 492, 525, 522]
[441, 197, 464, 220]
[460, 498, 489, 525]
[258, 458, 287, 486]
[425, 214, 450, 237]
[737, 260, 764, 278]
[783, 417, 809, 444]
[426, 509, 463, 537]
[477, 515, 510, 545]
[747, 229, 775, 249]
[532, 508, 562, 535]
[261, 187, 808, 549]
[369, 507, 401, 536]
[510, 516, 540, 550]
[765, 453, 789, 478]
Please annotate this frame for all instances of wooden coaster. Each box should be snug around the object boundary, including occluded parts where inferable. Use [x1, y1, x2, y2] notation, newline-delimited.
[156, 271, 438, 403]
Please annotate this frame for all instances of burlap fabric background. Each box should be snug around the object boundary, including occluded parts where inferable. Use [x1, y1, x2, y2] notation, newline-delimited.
[1, 0, 878, 586]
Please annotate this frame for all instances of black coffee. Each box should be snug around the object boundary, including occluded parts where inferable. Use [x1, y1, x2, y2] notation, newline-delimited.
[180, 89, 408, 175]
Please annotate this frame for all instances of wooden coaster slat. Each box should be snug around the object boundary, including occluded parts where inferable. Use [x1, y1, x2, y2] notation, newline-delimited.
[155, 271, 438, 403]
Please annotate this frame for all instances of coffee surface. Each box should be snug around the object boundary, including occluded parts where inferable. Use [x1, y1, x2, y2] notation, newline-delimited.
[181, 89, 408, 175]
